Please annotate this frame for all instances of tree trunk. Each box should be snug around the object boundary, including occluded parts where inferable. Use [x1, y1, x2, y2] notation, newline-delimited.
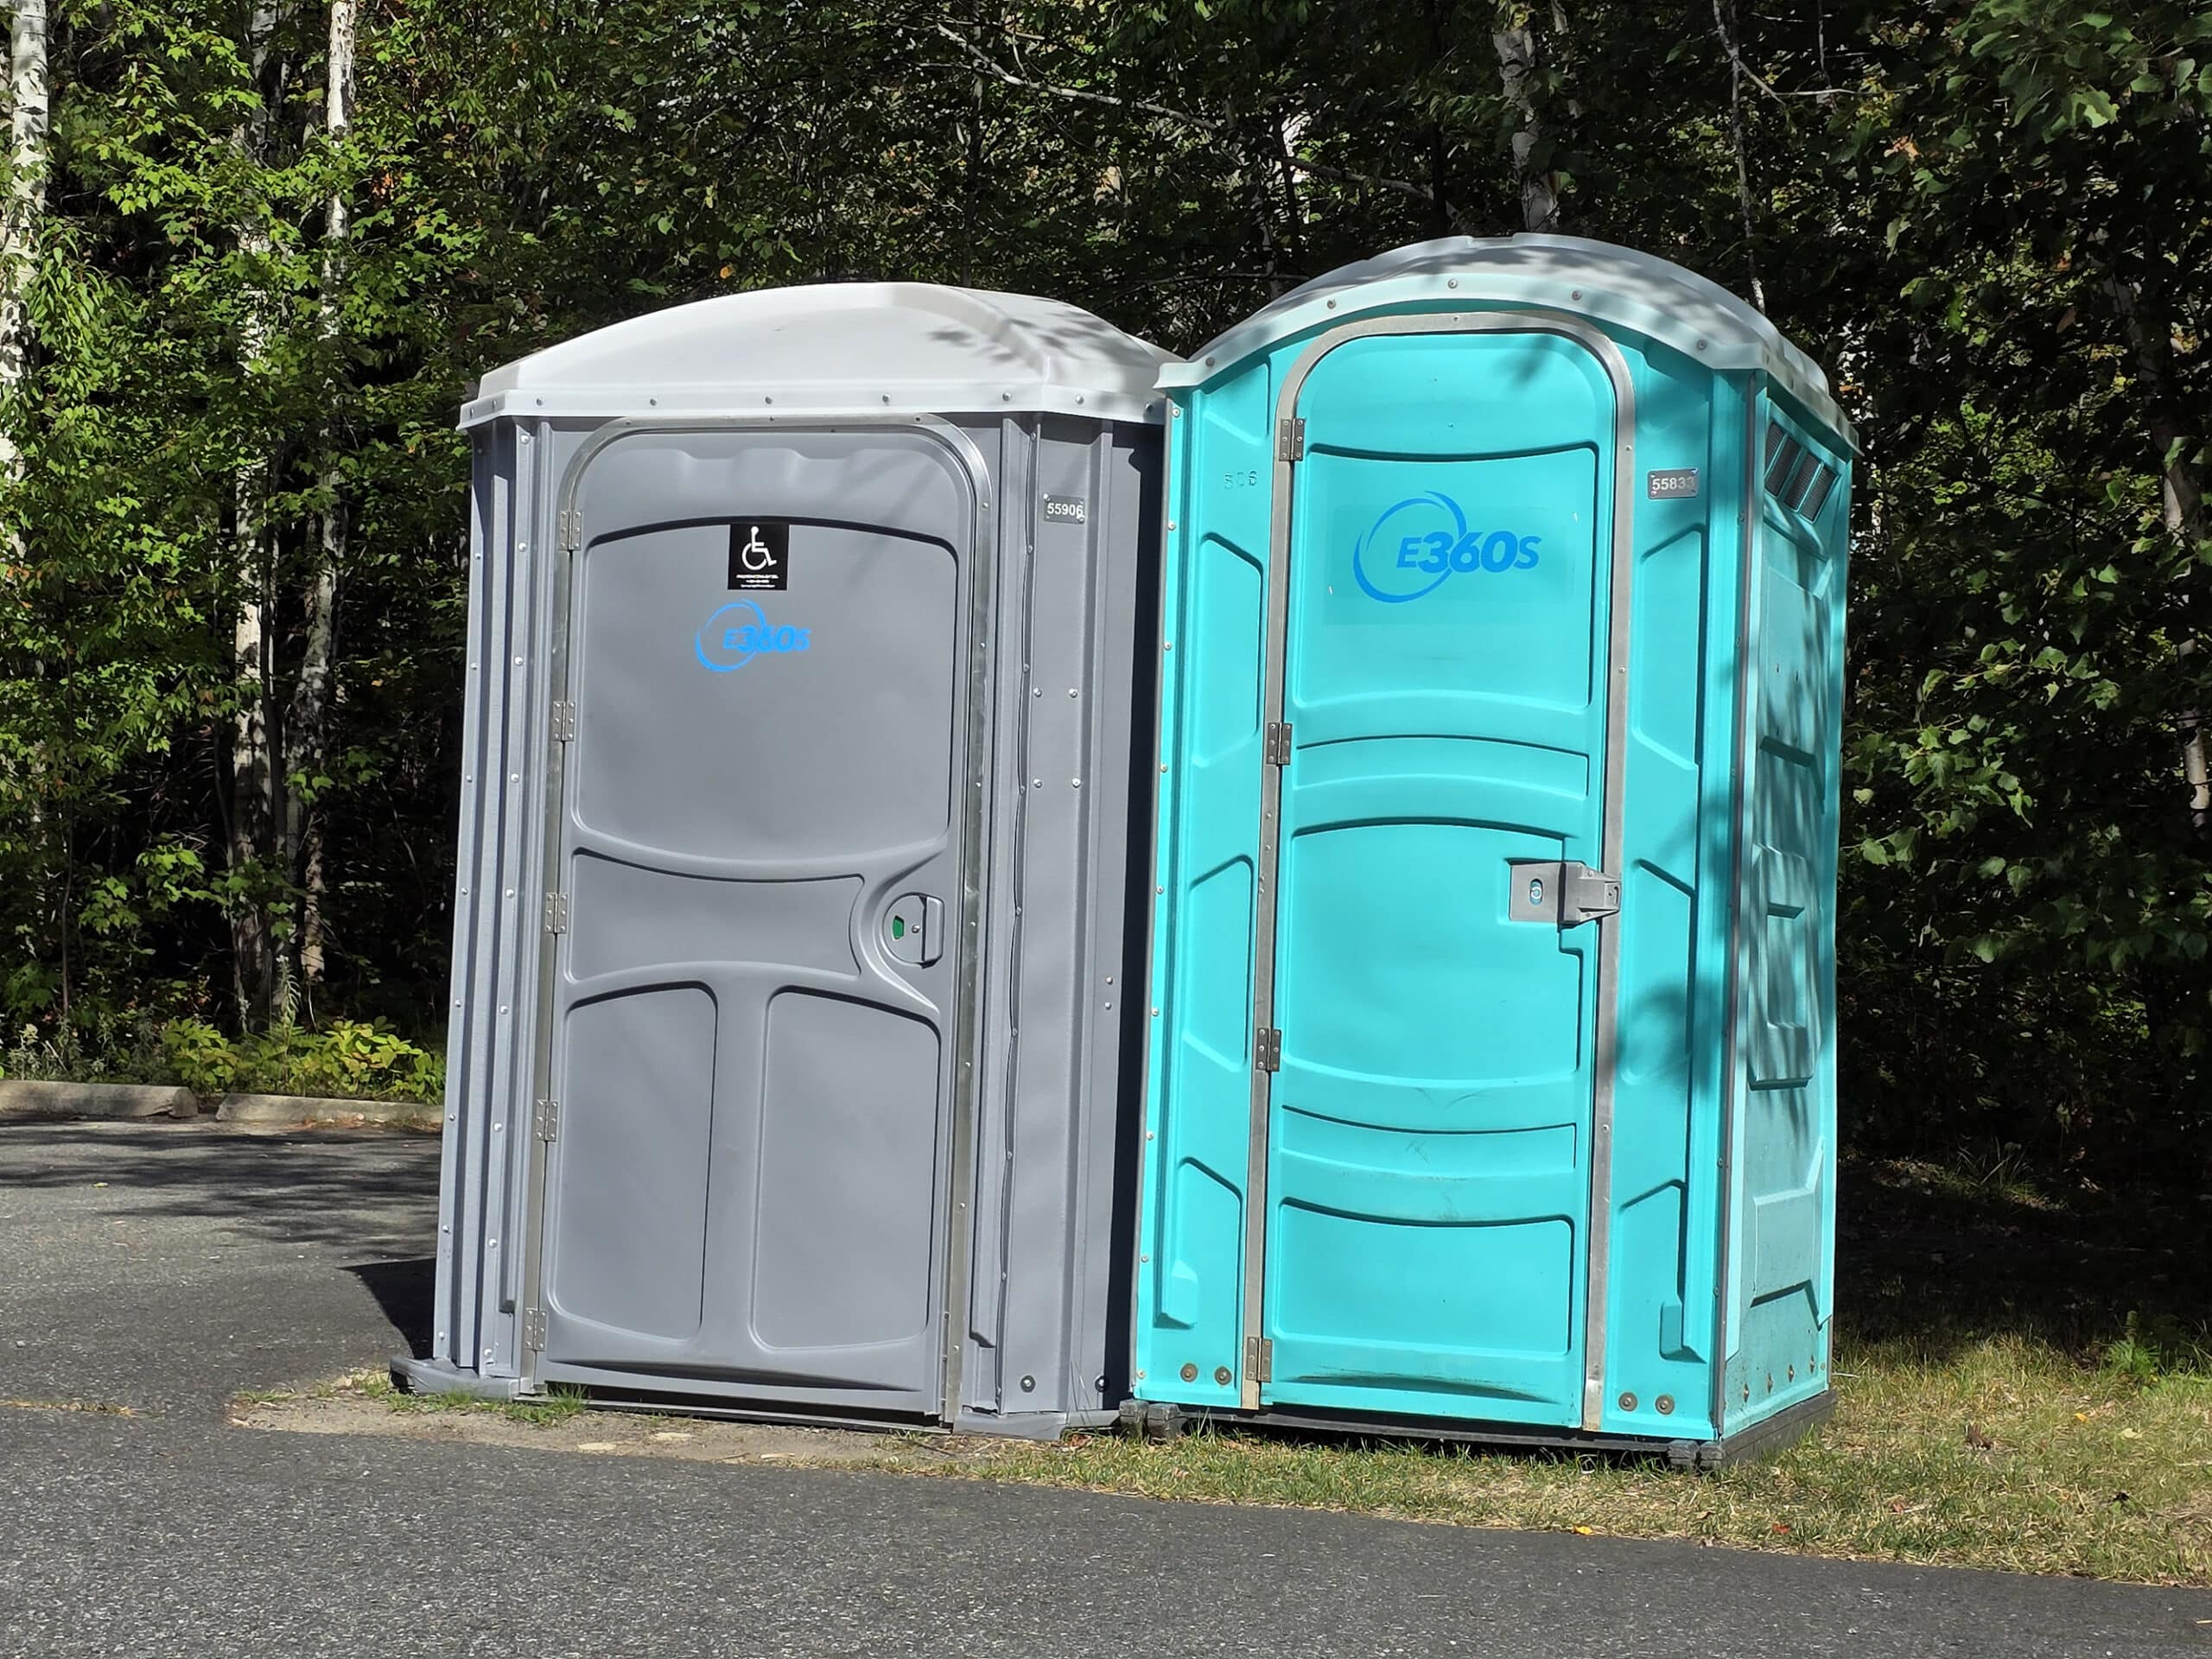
[281, 0, 353, 1005]
[5, 0, 54, 1027]
[228, 0, 283, 1028]
[1, 0, 48, 459]
[2107, 271, 2209, 838]
[1492, 3, 1560, 232]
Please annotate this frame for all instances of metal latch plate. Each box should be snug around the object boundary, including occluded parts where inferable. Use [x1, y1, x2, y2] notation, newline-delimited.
[1508, 861, 1621, 927]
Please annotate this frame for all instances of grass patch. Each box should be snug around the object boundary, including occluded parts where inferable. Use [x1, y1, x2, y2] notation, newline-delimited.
[931, 1333, 2212, 1585]
[915, 1157, 2212, 1586]
[243, 1369, 594, 1427]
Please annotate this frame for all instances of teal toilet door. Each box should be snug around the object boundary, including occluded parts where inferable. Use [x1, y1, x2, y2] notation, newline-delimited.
[1249, 319, 1629, 1430]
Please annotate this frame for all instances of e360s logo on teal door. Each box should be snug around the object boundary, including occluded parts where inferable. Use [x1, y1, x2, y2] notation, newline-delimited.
[1351, 491, 1541, 604]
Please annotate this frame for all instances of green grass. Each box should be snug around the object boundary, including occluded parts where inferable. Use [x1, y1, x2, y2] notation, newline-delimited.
[905, 1155, 2212, 1586]
[924, 1332, 2212, 1585]
[245, 1369, 594, 1427]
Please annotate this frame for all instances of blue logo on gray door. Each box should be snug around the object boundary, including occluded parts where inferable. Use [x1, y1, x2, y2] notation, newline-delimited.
[696, 600, 811, 671]
[1352, 493, 1541, 603]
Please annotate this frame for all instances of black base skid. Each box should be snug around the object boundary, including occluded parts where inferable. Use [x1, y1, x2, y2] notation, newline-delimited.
[1116, 1389, 1834, 1471]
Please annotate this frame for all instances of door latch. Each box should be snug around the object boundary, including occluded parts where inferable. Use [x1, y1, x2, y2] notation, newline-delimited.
[1508, 861, 1621, 927]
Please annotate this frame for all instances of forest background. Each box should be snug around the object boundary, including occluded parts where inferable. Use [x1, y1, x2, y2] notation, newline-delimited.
[0, 0, 2205, 1195]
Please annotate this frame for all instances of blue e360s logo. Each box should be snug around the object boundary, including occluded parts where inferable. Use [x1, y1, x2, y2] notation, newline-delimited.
[1351, 492, 1541, 604]
[696, 599, 811, 672]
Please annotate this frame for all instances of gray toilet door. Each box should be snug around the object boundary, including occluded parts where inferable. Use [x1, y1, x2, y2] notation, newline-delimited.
[528, 423, 982, 1417]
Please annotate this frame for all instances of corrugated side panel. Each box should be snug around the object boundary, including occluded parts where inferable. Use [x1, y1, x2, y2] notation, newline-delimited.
[1719, 391, 1850, 1433]
[432, 417, 557, 1379]
[1135, 360, 1274, 1408]
[1590, 349, 1746, 1441]
[962, 416, 1155, 1427]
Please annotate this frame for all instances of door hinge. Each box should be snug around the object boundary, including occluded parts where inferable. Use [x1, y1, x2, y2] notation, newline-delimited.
[1276, 416, 1306, 461]
[543, 891, 569, 934]
[1256, 1026, 1282, 1071]
[533, 1097, 560, 1142]
[556, 508, 581, 552]
[523, 1306, 547, 1349]
[550, 700, 576, 743]
[1507, 861, 1621, 928]
[1264, 721, 1293, 766]
[1245, 1336, 1274, 1382]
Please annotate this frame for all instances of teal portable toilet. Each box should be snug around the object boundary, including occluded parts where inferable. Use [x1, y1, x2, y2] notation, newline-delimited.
[1131, 235, 1853, 1465]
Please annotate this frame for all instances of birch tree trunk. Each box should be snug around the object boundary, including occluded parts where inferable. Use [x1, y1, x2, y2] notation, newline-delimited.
[283, 0, 353, 1014]
[1492, 3, 1561, 232]
[3, 0, 50, 497]
[228, 0, 283, 1027]
[4, 0, 54, 1022]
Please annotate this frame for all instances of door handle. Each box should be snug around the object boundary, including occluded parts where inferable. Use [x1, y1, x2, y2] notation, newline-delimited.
[1508, 861, 1621, 928]
[883, 893, 944, 965]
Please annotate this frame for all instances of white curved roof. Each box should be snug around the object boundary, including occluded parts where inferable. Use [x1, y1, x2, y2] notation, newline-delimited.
[462, 282, 1173, 428]
[1165, 234, 1850, 444]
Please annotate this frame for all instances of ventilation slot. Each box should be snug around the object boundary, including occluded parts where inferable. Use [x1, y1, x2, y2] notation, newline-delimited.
[1763, 423, 1803, 497]
[1796, 464, 1838, 519]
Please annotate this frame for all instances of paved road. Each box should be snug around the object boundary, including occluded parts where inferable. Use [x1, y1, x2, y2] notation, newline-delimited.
[2, 1122, 2208, 1658]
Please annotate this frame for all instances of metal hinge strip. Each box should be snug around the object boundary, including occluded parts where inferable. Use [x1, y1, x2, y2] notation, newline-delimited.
[1264, 721, 1293, 766]
[550, 700, 576, 743]
[523, 1306, 547, 1348]
[1276, 416, 1306, 461]
[543, 891, 569, 934]
[533, 1097, 560, 1142]
[1256, 1027, 1282, 1072]
[1245, 1336, 1274, 1382]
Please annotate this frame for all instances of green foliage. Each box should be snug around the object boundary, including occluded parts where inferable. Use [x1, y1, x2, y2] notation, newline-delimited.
[158, 1017, 444, 1103]
[1, 0, 2205, 1187]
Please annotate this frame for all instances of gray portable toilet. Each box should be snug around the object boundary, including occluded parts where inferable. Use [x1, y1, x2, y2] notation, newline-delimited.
[397, 283, 1173, 1437]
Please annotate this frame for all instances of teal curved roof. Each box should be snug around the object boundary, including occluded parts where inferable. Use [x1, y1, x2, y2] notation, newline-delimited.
[1163, 234, 1851, 446]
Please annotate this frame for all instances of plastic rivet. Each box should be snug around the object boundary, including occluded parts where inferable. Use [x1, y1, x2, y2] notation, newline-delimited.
[1618, 1391, 1637, 1412]
[1446, 278, 1459, 289]
[1135, 1370, 1146, 1381]
[1020, 1375, 1037, 1392]
[1326, 299, 1337, 308]
[1069, 688, 1078, 697]
[1694, 338, 1708, 352]
[1214, 1366, 1232, 1386]
[1656, 1395, 1675, 1415]
[1180, 1363, 1198, 1382]
[1571, 289, 1582, 301]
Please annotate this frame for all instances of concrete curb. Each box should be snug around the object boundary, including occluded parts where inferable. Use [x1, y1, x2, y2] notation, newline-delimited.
[213, 1092, 441, 1131]
[0, 1079, 200, 1122]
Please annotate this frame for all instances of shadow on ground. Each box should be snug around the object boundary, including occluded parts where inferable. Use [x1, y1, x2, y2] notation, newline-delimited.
[0, 1122, 438, 1252]
[1838, 1154, 2212, 1365]
[348, 1258, 436, 1359]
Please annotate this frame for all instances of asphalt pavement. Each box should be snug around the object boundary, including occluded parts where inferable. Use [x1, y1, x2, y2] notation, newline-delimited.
[2, 1120, 2208, 1658]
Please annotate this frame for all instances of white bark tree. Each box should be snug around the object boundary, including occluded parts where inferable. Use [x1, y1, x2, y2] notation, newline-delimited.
[287, 0, 354, 1002]
[2, 0, 50, 490]
[228, 0, 283, 1024]
[1492, 3, 1563, 233]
